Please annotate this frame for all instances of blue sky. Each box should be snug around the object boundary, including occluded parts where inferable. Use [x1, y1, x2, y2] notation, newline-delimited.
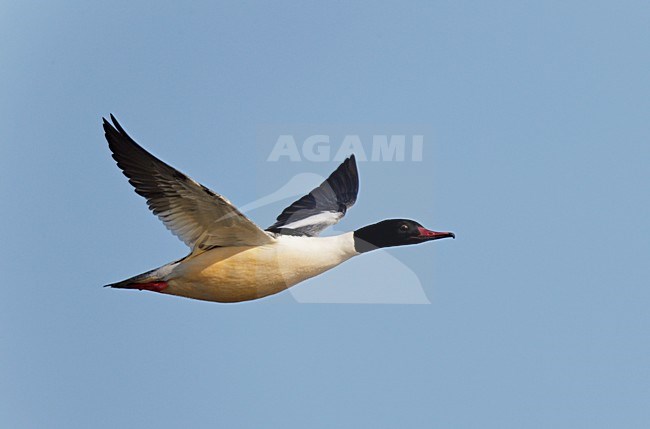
[2, 1, 650, 427]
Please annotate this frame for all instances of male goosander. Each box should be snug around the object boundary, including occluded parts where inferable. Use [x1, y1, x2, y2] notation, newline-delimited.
[103, 115, 454, 303]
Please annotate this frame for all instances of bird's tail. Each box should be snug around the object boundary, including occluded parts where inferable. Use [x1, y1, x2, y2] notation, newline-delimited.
[104, 261, 180, 292]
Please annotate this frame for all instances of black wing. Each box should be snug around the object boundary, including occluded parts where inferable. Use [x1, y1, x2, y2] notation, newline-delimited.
[267, 155, 359, 236]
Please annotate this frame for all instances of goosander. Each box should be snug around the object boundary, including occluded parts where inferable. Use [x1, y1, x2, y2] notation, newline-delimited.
[103, 115, 454, 303]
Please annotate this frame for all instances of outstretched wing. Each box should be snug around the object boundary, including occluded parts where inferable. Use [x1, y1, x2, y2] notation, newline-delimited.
[103, 115, 274, 250]
[267, 155, 359, 236]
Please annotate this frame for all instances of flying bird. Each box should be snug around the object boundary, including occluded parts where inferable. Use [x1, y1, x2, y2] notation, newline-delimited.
[102, 115, 454, 303]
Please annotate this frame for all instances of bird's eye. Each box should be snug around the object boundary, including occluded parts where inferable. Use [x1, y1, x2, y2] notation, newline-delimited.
[399, 224, 409, 231]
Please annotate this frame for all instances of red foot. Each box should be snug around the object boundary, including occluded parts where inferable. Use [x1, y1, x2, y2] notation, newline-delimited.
[128, 281, 168, 292]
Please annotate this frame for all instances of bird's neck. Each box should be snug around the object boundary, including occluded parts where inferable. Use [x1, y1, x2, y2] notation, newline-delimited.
[353, 224, 385, 253]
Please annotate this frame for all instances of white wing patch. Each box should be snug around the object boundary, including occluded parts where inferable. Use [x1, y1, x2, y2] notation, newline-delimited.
[279, 211, 343, 231]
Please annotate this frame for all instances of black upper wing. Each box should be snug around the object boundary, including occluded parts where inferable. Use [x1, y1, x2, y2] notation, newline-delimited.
[267, 155, 359, 236]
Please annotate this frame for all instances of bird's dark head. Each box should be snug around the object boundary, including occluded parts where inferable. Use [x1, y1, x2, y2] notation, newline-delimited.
[353, 219, 455, 253]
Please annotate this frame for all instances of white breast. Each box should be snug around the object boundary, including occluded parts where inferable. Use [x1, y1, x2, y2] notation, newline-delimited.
[165, 232, 358, 302]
